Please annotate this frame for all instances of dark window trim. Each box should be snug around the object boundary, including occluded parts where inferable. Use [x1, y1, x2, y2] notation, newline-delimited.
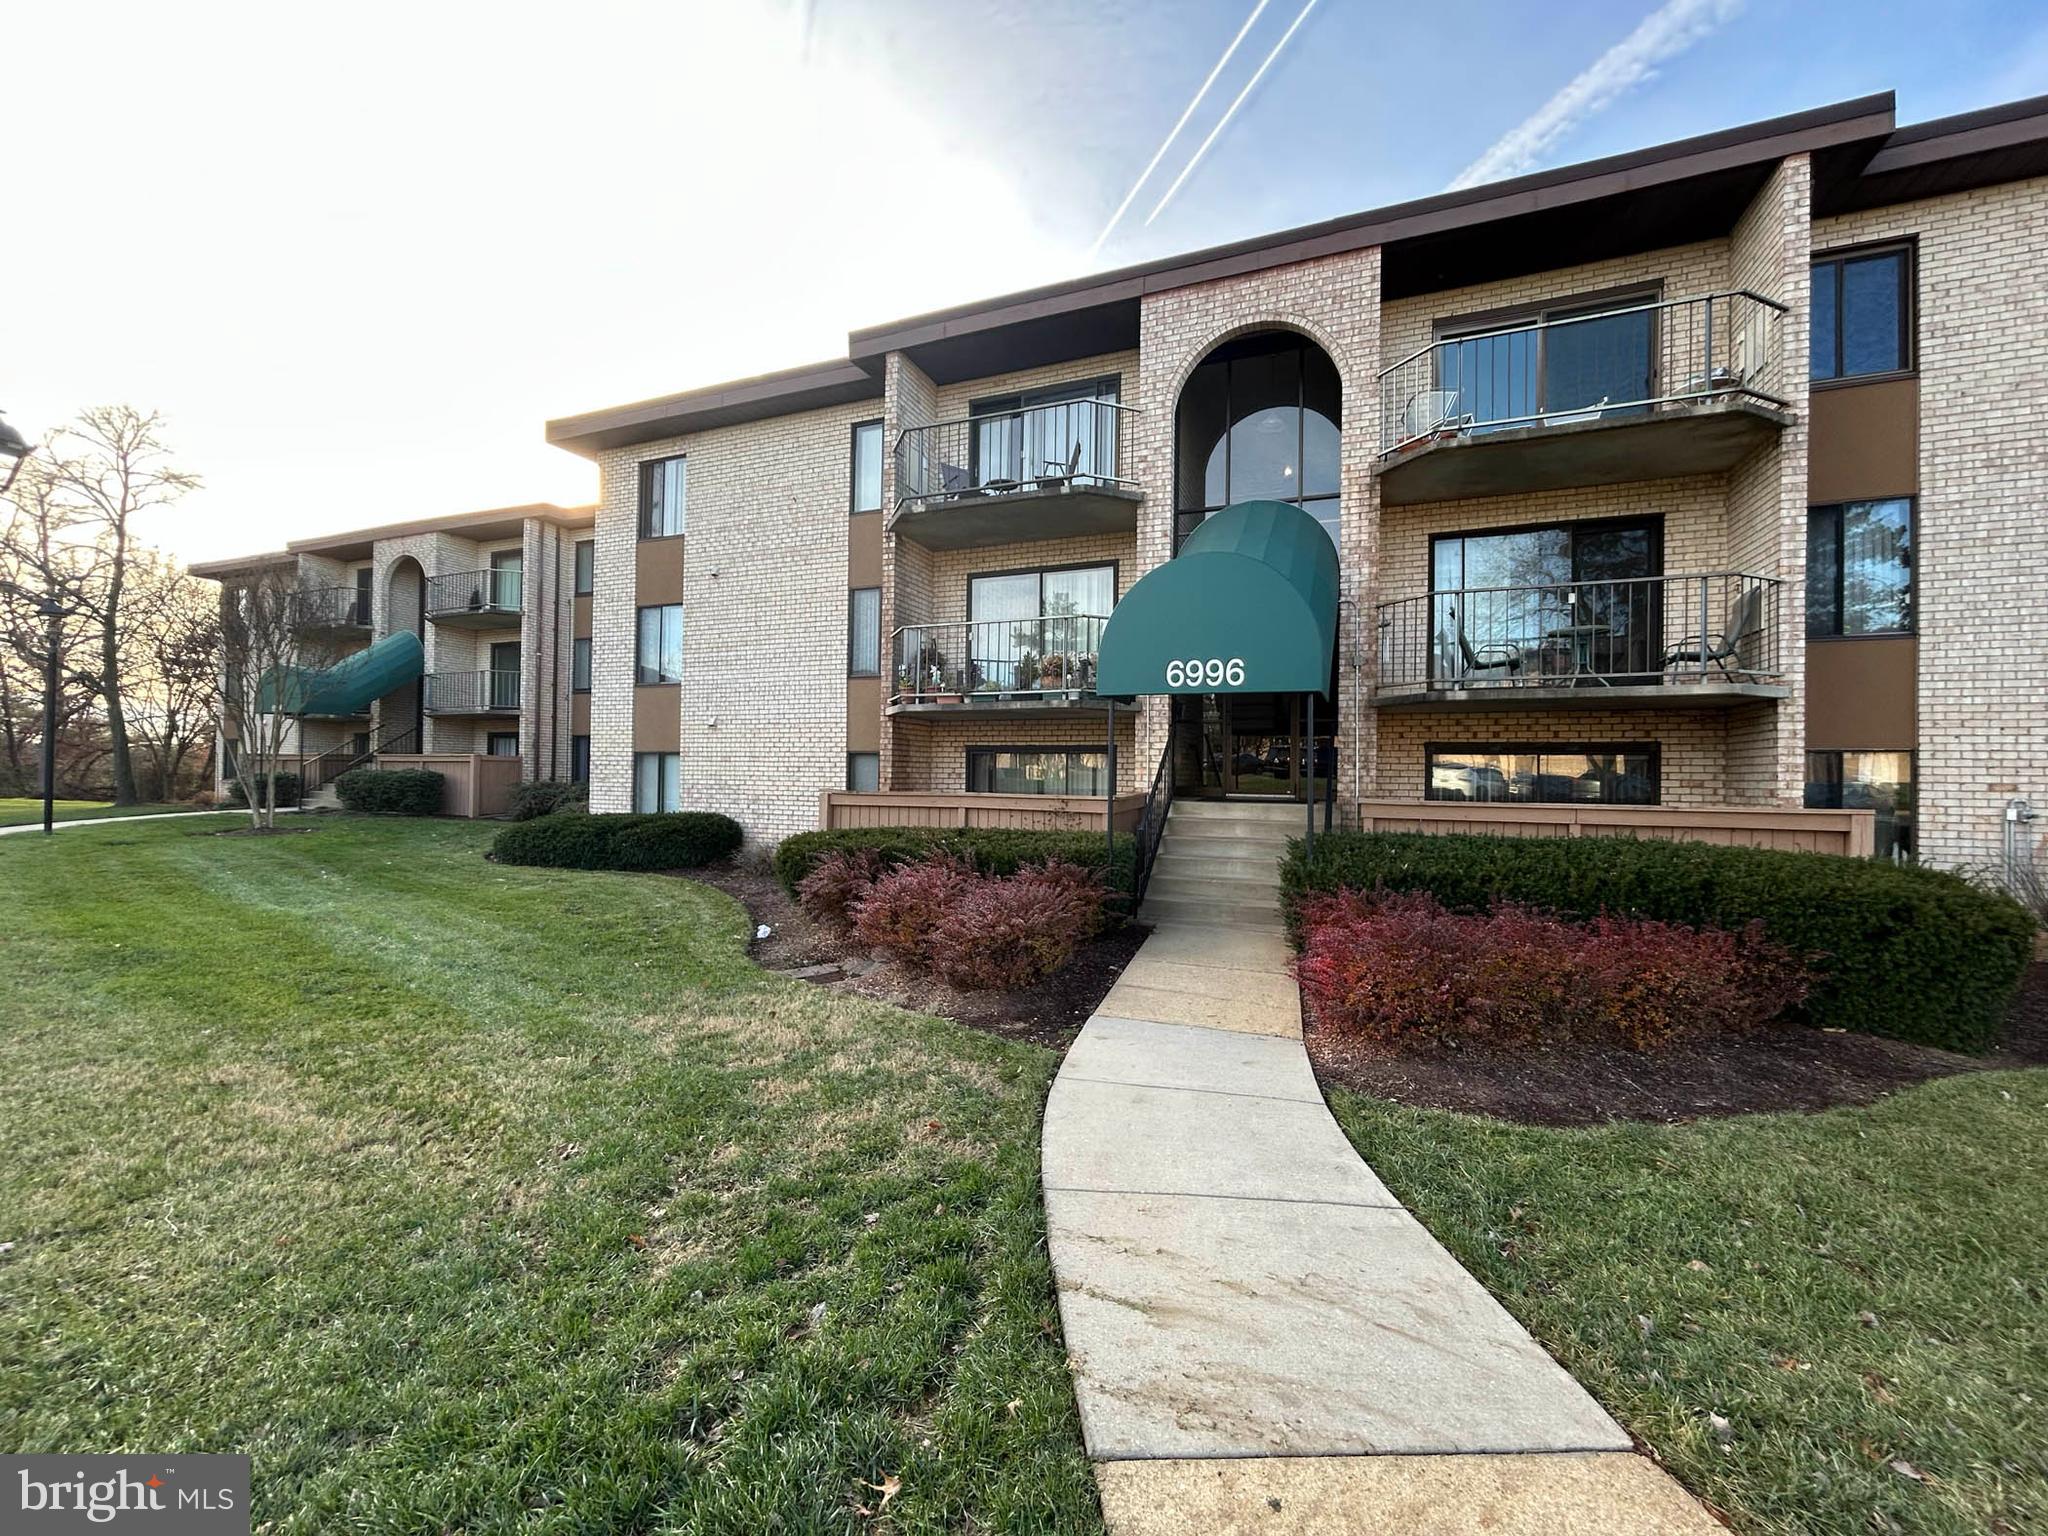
[572, 539, 595, 596]
[964, 744, 1111, 795]
[634, 602, 684, 686]
[1809, 238, 1917, 382]
[638, 454, 688, 541]
[963, 558, 1121, 622]
[1429, 279, 1664, 342]
[1806, 497, 1915, 638]
[1173, 337, 1342, 525]
[1423, 740, 1663, 805]
[968, 373, 1121, 417]
[1428, 513, 1665, 591]
[571, 636, 592, 694]
[848, 586, 882, 677]
[849, 418, 884, 515]
[846, 751, 880, 792]
[569, 734, 591, 785]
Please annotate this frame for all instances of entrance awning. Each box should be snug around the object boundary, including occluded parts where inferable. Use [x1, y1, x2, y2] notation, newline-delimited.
[259, 629, 424, 718]
[1095, 499, 1339, 696]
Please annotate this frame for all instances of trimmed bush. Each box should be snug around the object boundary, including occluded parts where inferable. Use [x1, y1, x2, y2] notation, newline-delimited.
[774, 827, 1134, 902]
[796, 848, 889, 930]
[491, 811, 742, 872]
[226, 771, 300, 808]
[929, 875, 1084, 990]
[509, 779, 588, 821]
[1282, 832, 2033, 1052]
[1295, 890, 1808, 1051]
[853, 856, 976, 962]
[334, 767, 444, 816]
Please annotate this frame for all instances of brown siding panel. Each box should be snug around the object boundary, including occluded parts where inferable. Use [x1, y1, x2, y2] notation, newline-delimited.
[1809, 378, 1919, 502]
[571, 695, 591, 735]
[846, 679, 881, 753]
[1805, 635, 1918, 748]
[633, 684, 680, 752]
[635, 537, 686, 605]
[572, 593, 592, 637]
[848, 513, 884, 589]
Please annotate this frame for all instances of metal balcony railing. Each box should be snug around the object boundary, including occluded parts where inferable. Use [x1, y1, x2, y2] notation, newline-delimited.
[892, 614, 1107, 704]
[896, 399, 1138, 510]
[294, 585, 371, 629]
[424, 567, 523, 619]
[424, 669, 522, 714]
[1378, 290, 1788, 457]
[1376, 573, 1783, 693]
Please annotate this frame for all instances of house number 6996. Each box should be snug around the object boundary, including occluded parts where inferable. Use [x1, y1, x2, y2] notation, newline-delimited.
[1165, 657, 1245, 687]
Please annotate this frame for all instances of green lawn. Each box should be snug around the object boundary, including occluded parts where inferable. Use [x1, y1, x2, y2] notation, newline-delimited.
[0, 816, 1099, 1534]
[1329, 1078, 2048, 1536]
[0, 797, 192, 826]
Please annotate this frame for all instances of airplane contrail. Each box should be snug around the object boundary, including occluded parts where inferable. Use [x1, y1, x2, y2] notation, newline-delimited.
[1089, 0, 1272, 257]
[1144, 0, 1323, 227]
[1448, 0, 1744, 190]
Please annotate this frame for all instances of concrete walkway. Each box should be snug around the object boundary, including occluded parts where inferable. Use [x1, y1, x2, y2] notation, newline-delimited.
[0, 808, 299, 837]
[1043, 800, 1719, 1533]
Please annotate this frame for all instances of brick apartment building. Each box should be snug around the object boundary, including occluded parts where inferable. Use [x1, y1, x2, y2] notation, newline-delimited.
[204, 90, 2045, 867]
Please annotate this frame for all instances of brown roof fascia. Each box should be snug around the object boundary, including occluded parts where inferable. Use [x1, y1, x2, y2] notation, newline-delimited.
[283, 502, 597, 558]
[187, 550, 294, 580]
[545, 358, 882, 457]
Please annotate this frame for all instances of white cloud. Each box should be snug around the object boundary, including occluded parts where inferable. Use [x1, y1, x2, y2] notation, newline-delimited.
[1447, 0, 1745, 191]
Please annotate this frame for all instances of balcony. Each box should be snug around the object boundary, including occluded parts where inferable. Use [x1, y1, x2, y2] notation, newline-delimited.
[423, 669, 522, 716]
[424, 568, 522, 628]
[893, 399, 1140, 550]
[890, 614, 1110, 716]
[1374, 572, 1788, 710]
[1376, 291, 1791, 505]
[294, 585, 371, 635]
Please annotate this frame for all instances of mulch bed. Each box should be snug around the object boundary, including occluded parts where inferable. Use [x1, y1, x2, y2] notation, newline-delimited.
[1308, 961, 2048, 1127]
[689, 861, 1146, 1051]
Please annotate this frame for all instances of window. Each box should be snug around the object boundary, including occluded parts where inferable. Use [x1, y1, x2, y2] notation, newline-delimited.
[963, 564, 1114, 691]
[966, 747, 1109, 796]
[1811, 245, 1910, 381]
[486, 731, 519, 758]
[488, 549, 523, 610]
[640, 455, 687, 538]
[633, 752, 680, 813]
[1424, 743, 1659, 805]
[970, 376, 1121, 492]
[573, 539, 594, 596]
[1807, 499, 1912, 636]
[1806, 750, 1914, 861]
[1431, 518, 1662, 680]
[847, 751, 879, 792]
[636, 604, 683, 684]
[353, 566, 373, 625]
[570, 734, 590, 785]
[572, 637, 592, 692]
[848, 587, 880, 677]
[1175, 334, 1339, 549]
[851, 420, 883, 513]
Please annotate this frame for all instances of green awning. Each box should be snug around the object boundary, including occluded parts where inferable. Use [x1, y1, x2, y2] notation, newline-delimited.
[259, 629, 424, 717]
[1095, 499, 1339, 696]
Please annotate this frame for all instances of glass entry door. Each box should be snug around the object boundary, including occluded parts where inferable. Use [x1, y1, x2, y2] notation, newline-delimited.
[1173, 694, 1337, 801]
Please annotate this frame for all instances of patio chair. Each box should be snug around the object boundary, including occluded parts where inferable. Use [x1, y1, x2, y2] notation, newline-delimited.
[1039, 440, 1083, 488]
[937, 462, 972, 497]
[1401, 389, 1464, 443]
[1457, 625, 1526, 685]
[1664, 584, 1763, 679]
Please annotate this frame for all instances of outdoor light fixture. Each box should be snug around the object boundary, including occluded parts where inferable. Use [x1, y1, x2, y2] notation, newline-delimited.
[0, 409, 31, 495]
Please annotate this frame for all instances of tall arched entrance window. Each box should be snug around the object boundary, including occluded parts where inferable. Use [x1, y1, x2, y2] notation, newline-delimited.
[1172, 330, 1341, 799]
[383, 557, 426, 748]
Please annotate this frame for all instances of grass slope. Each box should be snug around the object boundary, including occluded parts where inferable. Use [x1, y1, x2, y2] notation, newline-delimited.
[1329, 1079, 2048, 1536]
[0, 798, 190, 826]
[0, 816, 1100, 1534]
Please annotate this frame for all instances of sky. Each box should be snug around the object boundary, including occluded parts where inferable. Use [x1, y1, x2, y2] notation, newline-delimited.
[4, 0, 2043, 564]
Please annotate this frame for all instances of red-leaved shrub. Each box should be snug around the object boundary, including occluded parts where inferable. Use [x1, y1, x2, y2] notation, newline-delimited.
[1008, 857, 1112, 937]
[1293, 889, 1809, 1051]
[928, 876, 1080, 989]
[795, 848, 888, 929]
[851, 855, 975, 962]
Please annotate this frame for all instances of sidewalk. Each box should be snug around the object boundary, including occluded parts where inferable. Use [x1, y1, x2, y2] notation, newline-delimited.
[0, 808, 300, 837]
[1044, 916, 1721, 1534]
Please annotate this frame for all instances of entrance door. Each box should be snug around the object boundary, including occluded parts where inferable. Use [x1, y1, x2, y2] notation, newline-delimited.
[488, 641, 521, 711]
[1174, 694, 1337, 801]
[489, 549, 524, 611]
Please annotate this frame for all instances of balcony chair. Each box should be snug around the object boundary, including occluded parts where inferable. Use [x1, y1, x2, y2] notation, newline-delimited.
[1663, 584, 1763, 680]
[1456, 626, 1526, 686]
[1401, 389, 1466, 444]
[1038, 440, 1083, 489]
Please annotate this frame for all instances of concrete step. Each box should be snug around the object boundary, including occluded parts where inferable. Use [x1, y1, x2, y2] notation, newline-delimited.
[1140, 894, 1289, 932]
[1151, 850, 1284, 885]
[1144, 871, 1283, 906]
[304, 785, 342, 810]
[1169, 799, 1304, 823]
[1164, 816, 1299, 847]
[1159, 830, 1293, 862]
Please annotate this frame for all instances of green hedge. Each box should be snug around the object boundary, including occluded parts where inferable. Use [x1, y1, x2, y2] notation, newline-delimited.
[334, 767, 444, 816]
[226, 771, 300, 808]
[1281, 831, 2034, 1052]
[508, 779, 588, 821]
[774, 827, 1135, 899]
[492, 811, 743, 872]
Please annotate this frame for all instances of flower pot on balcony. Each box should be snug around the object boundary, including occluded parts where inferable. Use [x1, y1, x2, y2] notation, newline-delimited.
[1040, 656, 1068, 690]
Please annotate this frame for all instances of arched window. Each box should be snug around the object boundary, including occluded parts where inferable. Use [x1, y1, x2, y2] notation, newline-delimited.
[1175, 331, 1340, 551]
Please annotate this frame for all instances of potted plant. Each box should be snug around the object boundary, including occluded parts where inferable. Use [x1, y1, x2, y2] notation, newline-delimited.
[1014, 649, 1040, 692]
[926, 647, 961, 704]
[1040, 652, 1069, 690]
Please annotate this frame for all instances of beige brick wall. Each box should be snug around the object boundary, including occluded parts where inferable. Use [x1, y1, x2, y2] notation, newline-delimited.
[1816, 175, 2048, 865]
[910, 531, 1138, 627]
[589, 398, 876, 842]
[1374, 707, 1734, 809]
[895, 711, 1139, 794]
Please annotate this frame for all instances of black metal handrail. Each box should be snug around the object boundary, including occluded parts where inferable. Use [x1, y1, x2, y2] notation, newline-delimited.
[893, 614, 1108, 704]
[1131, 721, 1175, 905]
[424, 567, 523, 619]
[1375, 572, 1783, 692]
[424, 669, 522, 714]
[895, 398, 1139, 511]
[297, 720, 420, 790]
[295, 585, 371, 629]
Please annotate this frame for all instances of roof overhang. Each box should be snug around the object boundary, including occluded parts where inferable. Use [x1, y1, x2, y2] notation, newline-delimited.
[545, 359, 883, 458]
[188, 550, 295, 581]
[284, 503, 596, 562]
[1815, 93, 2048, 215]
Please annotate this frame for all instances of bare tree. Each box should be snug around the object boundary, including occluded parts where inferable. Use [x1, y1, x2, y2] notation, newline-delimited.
[122, 551, 222, 803]
[216, 563, 345, 830]
[0, 460, 104, 797]
[38, 407, 199, 804]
